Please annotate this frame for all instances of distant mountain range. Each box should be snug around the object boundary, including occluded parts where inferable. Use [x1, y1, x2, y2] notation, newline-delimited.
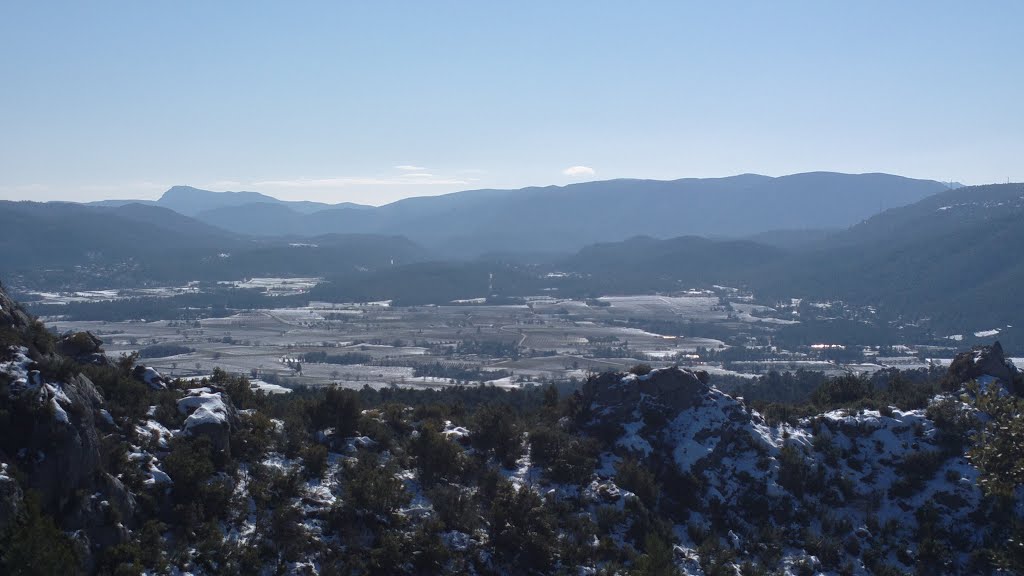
[90, 185, 372, 216]
[90, 172, 951, 256]
[7, 173, 1021, 334]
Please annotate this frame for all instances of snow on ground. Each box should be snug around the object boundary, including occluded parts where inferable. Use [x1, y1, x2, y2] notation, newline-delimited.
[49, 396, 70, 424]
[136, 419, 174, 449]
[250, 379, 292, 394]
[442, 421, 470, 442]
[396, 468, 433, 521]
[146, 460, 172, 485]
[642, 350, 683, 359]
[734, 311, 801, 325]
[264, 308, 326, 323]
[482, 376, 526, 389]
[669, 395, 733, 473]
[24, 286, 198, 305]
[503, 438, 541, 491]
[617, 413, 653, 456]
[0, 347, 32, 388]
[226, 277, 321, 296]
[141, 367, 166, 390]
[262, 452, 301, 472]
[698, 365, 760, 379]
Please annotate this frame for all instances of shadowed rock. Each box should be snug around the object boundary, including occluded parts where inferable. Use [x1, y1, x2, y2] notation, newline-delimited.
[57, 331, 109, 366]
[948, 341, 1021, 394]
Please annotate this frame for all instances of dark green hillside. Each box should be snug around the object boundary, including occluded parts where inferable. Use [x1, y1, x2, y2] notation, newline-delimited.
[754, 184, 1024, 331]
[0, 201, 427, 290]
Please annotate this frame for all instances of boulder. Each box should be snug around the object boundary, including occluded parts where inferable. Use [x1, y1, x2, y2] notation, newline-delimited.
[97, 471, 138, 528]
[133, 365, 167, 390]
[177, 389, 238, 453]
[948, 341, 1021, 393]
[57, 331, 107, 365]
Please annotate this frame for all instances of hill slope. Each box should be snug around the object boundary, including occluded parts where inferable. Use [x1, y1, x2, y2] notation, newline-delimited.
[553, 182, 1024, 332]
[0, 201, 427, 289]
[757, 183, 1024, 330]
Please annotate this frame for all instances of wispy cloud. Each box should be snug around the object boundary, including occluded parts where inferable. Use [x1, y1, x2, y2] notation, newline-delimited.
[243, 174, 469, 190]
[563, 165, 596, 177]
[394, 165, 426, 171]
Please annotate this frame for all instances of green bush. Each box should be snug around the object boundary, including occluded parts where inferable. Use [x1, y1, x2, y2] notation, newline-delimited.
[529, 423, 598, 484]
[411, 423, 464, 486]
[0, 493, 79, 576]
[470, 403, 523, 469]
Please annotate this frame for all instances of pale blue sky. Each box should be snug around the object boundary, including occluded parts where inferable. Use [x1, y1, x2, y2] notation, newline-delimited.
[1, 1, 1021, 204]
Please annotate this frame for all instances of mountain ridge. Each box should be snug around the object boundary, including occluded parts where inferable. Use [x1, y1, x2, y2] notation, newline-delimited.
[172, 171, 950, 255]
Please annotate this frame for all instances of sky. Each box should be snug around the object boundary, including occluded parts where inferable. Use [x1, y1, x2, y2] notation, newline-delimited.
[1, 1, 1022, 205]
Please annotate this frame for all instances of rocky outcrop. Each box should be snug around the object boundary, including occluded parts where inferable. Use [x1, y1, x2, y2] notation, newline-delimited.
[947, 341, 1022, 394]
[57, 331, 109, 366]
[0, 282, 33, 331]
[19, 372, 105, 514]
[583, 366, 777, 476]
[0, 281, 136, 567]
[581, 366, 709, 423]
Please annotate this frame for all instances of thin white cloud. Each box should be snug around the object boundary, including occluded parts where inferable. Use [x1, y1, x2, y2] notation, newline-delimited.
[394, 165, 426, 171]
[563, 165, 596, 177]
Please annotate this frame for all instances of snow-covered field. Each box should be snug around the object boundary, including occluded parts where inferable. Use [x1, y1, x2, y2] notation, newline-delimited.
[24, 285, 200, 305]
[597, 294, 725, 319]
[42, 286, 991, 392]
[223, 277, 321, 296]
